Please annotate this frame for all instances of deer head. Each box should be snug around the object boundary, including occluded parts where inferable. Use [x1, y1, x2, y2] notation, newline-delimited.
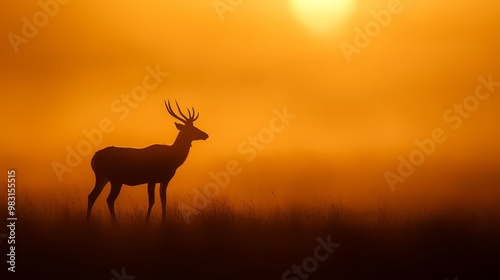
[165, 100, 209, 142]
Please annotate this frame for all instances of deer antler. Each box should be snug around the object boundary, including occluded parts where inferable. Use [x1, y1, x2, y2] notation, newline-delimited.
[192, 107, 199, 122]
[174, 101, 189, 121]
[165, 100, 199, 123]
[165, 100, 187, 123]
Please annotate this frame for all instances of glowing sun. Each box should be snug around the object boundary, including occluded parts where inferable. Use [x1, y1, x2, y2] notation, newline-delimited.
[290, 0, 356, 33]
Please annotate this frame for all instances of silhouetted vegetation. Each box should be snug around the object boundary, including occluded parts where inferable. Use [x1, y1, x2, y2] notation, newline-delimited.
[5, 193, 500, 280]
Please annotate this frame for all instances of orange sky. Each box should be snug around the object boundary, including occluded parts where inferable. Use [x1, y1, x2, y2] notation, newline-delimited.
[1, 0, 499, 213]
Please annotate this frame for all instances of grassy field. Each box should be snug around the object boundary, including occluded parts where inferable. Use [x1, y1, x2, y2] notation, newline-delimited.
[2, 191, 500, 280]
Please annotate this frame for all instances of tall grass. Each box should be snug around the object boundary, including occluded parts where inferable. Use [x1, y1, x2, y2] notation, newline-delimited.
[2, 188, 500, 279]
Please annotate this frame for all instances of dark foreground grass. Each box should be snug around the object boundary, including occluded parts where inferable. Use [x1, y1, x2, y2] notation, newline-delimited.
[3, 195, 500, 280]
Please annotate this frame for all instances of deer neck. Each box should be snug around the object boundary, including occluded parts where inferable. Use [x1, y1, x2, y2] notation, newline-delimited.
[171, 133, 192, 164]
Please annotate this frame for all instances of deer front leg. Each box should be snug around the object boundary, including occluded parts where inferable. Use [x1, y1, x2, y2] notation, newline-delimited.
[146, 183, 156, 222]
[160, 182, 169, 222]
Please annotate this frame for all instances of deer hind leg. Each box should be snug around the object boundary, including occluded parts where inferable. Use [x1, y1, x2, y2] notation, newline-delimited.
[87, 175, 109, 221]
[106, 181, 123, 223]
[146, 183, 156, 222]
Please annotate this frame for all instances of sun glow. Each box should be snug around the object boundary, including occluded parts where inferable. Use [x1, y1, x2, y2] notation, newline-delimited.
[290, 0, 356, 33]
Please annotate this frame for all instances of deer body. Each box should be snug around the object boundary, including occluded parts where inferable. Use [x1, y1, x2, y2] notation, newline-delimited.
[92, 144, 188, 186]
[86, 101, 208, 223]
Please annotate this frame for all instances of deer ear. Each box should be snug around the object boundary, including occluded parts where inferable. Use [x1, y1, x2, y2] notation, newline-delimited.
[174, 122, 184, 130]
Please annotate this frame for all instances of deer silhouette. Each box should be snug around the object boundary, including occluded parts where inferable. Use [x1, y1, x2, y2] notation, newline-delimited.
[86, 100, 208, 223]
